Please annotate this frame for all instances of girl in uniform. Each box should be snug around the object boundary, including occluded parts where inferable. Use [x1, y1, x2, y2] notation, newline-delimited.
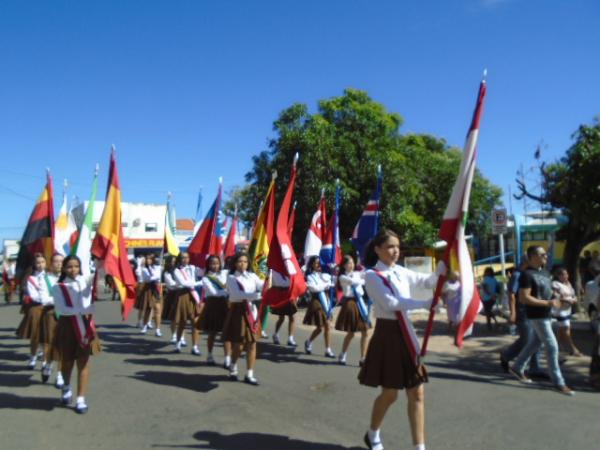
[161, 255, 180, 343]
[270, 270, 298, 347]
[173, 252, 203, 354]
[335, 255, 370, 366]
[302, 256, 335, 358]
[139, 253, 163, 337]
[53, 255, 101, 414]
[16, 253, 51, 369]
[199, 255, 231, 366]
[359, 230, 444, 450]
[40, 253, 64, 385]
[223, 252, 264, 385]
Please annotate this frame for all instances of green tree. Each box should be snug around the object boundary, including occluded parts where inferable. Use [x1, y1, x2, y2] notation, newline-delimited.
[226, 89, 502, 253]
[517, 118, 600, 286]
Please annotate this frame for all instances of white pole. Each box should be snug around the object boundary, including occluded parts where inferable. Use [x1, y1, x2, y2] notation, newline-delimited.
[499, 233, 506, 277]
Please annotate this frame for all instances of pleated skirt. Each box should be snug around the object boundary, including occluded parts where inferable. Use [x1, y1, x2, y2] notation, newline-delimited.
[335, 298, 369, 332]
[198, 297, 229, 332]
[54, 316, 102, 360]
[302, 294, 328, 327]
[222, 302, 256, 344]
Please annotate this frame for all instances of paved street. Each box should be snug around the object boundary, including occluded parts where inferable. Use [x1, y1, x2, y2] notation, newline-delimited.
[0, 299, 597, 450]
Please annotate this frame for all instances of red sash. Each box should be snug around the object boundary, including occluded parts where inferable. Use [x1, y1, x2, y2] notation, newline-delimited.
[58, 283, 96, 349]
[179, 267, 201, 304]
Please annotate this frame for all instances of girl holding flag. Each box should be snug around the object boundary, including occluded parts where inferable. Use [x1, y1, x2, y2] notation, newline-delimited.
[199, 255, 231, 366]
[359, 229, 444, 450]
[223, 252, 264, 385]
[139, 253, 163, 337]
[302, 255, 335, 358]
[173, 251, 203, 354]
[335, 255, 370, 366]
[52, 255, 101, 414]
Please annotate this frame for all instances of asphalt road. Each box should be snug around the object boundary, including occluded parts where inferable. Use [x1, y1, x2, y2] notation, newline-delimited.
[0, 299, 597, 450]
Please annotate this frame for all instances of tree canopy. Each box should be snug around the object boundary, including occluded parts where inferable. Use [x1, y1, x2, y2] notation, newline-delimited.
[226, 88, 502, 253]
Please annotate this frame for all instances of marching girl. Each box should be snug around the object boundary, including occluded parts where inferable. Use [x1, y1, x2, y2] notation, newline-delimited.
[270, 270, 298, 347]
[53, 255, 101, 414]
[335, 255, 370, 366]
[16, 253, 52, 369]
[223, 252, 264, 385]
[161, 255, 180, 343]
[173, 251, 203, 354]
[139, 253, 163, 337]
[198, 255, 231, 366]
[359, 230, 444, 450]
[39, 253, 64, 386]
[302, 256, 335, 358]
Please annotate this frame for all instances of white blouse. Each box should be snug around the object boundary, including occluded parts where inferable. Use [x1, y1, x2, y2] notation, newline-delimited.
[26, 271, 54, 306]
[202, 270, 229, 298]
[338, 271, 366, 298]
[142, 265, 162, 283]
[226, 271, 264, 303]
[306, 272, 333, 293]
[52, 275, 95, 316]
[173, 265, 202, 289]
[163, 272, 178, 291]
[365, 261, 438, 320]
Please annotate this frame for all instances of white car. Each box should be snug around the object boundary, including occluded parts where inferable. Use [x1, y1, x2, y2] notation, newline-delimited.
[583, 278, 599, 323]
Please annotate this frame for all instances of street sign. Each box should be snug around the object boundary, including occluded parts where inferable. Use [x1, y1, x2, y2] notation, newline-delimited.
[492, 207, 507, 235]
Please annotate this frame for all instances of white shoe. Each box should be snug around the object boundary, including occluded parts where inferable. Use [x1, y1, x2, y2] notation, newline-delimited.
[191, 345, 201, 356]
[61, 386, 72, 405]
[180, 339, 187, 347]
[304, 340, 312, 355]
[287, 337, 297, 347]
[260, 330, 268, 339]
[175, 342, 182, 353]
[36, 350, 44, 359]
[55, 372, 64, 389]
[27, 356, 37, 369]
[170, 333, 177, 343]
[140, 325, 148, 334]
[147, 321, 154, 329]
[272, 334, 280, 345]
[155, 329, 162, 337]
[75, 399, 88, 414]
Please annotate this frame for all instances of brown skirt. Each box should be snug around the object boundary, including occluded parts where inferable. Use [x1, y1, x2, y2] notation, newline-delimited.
[222, 302, 257, 344]
[40, 306, 60, 360]
[16, 303, 44, 340]
[174, 290, 199, 323]
[271, 300, 298, 316]
[358, 318, 427, 390]
[335, 298, 369, 332]
[136, 284, 162, 311]
[198, 297, 229, 332]
[54, 316, 101, 360]
[162, 289, 179, 321]
[302, 295, 328, 327]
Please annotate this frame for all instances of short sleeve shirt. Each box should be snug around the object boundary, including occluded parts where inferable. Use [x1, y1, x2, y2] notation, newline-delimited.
[519, 267, 553, 319]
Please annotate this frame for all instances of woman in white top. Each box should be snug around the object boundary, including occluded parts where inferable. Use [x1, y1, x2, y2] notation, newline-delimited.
[359, 230, 444, 450]
[442, 270, 461, 330]
[39, 253, 64, 385]
[223, 252, 264, 385]
[52, 255, 101, 414]
[16, 253, 53, 369]
[551, 267, 581, 356]
[335, 255, 370, 365]
[139, 253, 163, 336]
[302, 256, 335, 358]
[198, 255, 231, 366]
[161, 255, 180, 343]
[173, 252, 203, 354]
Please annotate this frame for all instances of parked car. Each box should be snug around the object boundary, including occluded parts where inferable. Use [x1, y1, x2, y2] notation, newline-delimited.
[583, 277, 600, 325]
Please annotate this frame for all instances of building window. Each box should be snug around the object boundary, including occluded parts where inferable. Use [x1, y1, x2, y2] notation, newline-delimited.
[145, 223, 158, 232]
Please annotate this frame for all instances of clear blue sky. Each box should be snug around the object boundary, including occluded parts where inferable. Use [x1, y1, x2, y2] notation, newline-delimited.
[1, 0, 598, 245]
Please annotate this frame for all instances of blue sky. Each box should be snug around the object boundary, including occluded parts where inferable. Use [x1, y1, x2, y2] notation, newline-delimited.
[1, 0, 599, 245]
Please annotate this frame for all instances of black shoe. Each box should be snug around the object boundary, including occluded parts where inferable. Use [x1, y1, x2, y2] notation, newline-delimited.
[228, 371, 239, 381]
[223, 362, 231, 371]
[363, 432, 382, 450]
[244, 375, 259, 386]
[499, 354, 509, 373]
[75, 403, 88, 414]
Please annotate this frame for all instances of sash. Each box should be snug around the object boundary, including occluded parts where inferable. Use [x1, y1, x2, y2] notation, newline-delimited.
[179, 267, 200, 304]
[352, 286, 371, 327]
[58, 283, 95, 349]
[205, 274, 227, 292]
[317, 291, 332, 319]
[235, 279, 259, 333]
[373, 270, 420, 367]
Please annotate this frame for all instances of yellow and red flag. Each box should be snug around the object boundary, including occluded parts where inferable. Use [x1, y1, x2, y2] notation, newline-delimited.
[248, 174, 276, 278]
[91, 148, 137, 319]
[16, 170, 55, 279]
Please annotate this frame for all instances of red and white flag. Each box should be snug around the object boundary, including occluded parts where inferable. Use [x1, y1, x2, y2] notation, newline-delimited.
[423, 76, 487, 351]
[223, 213, 238, 259]
[303, 192, 327, 259]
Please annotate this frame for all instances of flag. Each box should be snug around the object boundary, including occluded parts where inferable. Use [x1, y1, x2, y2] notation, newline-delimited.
[248, 175, 276, 278]
[91, 149, 137, 320]
[352, 165, 382, 261]
[16, 171, 55, 280]
[54, 182, 78, 256]
[163, 193, 180, 257]
[287, 201, 297, 239]
[264, 154, 307, 308]
[304, 192, 327, 259]
[422, 76, 487, 352]
[72, 166, 99, 277]
[320, 181, 342, 272]
[188, 179, 223, 269]
[224, 210, 238, 259]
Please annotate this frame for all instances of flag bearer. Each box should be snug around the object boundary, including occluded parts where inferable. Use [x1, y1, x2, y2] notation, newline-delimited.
[139, 253, 163, 336]
[173, 252, 203, 354]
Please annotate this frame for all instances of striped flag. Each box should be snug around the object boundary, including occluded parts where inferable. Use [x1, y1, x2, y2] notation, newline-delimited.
[320, 181, 342, 271]
[16, 171, 55, 279]
[54, 181, 78, 256]
[248, 174, 276, 278]
[72, 166, 99, 277]
[163, 193, 180, 257]
[91, 148, 137, 319]
[188, 179, 223, 269]
[304, 192, 327, 259]
[422, 76, 487, 351]
[352, 166, 382, 261]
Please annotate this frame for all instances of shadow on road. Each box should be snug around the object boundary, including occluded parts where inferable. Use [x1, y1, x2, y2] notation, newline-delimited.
[257, 343, 339, 366]
[0, 393, 56, 411]
[100, 332, 171, 355]
[129, 370, 222, 393]
[154, 430, 364, 449]
[123, 357, 202, 368]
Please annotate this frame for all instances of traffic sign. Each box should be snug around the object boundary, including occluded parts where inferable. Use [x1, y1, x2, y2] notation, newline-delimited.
[492, 207, 507, 235]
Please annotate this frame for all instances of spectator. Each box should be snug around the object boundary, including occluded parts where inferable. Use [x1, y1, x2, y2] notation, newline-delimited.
[442, 271, 461, 330]
[551, 267, 582, 356]
[481, 267, 499, 330]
